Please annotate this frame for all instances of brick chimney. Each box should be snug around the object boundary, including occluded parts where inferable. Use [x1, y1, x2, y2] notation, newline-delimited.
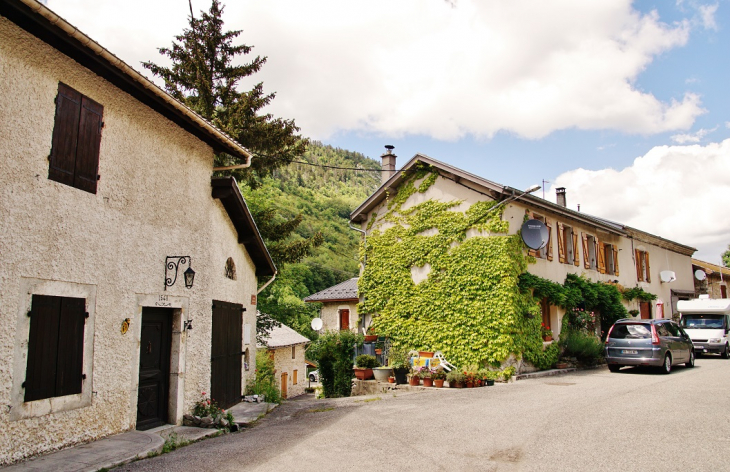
[381, 145, 396, 184]
[556, 187, 566, 207]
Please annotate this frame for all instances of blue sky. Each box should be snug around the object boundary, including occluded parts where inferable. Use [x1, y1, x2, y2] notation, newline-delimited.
[45, 0, 730, 262]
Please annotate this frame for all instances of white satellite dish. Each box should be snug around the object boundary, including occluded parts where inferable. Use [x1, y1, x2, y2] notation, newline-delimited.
[311, 318, 323, 331]
[694, 270, 707, 281]
[659, 270, 676, 283]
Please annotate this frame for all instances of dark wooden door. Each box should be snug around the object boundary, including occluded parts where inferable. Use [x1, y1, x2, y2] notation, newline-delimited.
[340, 309, 350, 331]
[640, 302, 651, 320]
[136, 308, 172, 431]
[211, 300, 242, 409]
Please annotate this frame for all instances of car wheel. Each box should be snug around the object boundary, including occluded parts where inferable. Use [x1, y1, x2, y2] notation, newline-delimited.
[686, 350, 695, 368]
[722, 344, 729, 359]
[309, 374, 315, 382]
[608, 365, 621, 373]
[660, 354, 672, 374]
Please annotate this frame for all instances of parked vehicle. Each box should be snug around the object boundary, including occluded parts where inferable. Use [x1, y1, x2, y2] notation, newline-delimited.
[604, 319, 694, 374]
[677, 298, 730, 358]
[308, 370, 319, 382]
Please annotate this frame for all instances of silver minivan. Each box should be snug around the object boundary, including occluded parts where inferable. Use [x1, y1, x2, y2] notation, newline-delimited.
[604, 319, 695, 374]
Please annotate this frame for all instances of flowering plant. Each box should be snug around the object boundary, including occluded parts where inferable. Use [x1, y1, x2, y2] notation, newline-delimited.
[193, 391, 225, 418]
[541, 323, 552, 338]
[431, 368, 447, 380]
[415, 366, 431, 379]
[565, 308, 597, 333]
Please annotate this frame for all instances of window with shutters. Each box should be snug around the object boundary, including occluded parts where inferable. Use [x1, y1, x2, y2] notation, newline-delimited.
[635, 250, 651, 282]
[602, 243, 619, 276]
[48, 83, 103, 194]
[582, 233, 598, 271]
[557, 223, 579, 266]
[24, 294, 86, 402]
[293, 369, 298, 385]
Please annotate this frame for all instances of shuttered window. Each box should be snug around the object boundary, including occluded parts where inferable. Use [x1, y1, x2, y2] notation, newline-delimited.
[48, 83, 103, 194]
[635, 250, 651, 282]
[24, 295, 86, 402]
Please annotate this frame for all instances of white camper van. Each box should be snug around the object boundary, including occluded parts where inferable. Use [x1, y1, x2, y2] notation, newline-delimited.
[677, 298, 730, 358]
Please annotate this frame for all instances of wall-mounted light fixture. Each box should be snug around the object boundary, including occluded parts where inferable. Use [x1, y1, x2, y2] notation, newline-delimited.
[165, 256, 195, 291]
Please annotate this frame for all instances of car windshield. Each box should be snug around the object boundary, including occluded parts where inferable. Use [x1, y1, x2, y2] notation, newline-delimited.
[680, 315, 725, 329]
[609, 323, 651, 339]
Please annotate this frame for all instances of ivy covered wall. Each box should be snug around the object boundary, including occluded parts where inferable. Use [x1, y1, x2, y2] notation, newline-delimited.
[359, 164, 548, 368]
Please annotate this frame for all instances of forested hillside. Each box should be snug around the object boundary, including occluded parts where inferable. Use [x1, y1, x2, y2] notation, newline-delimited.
[241, 142, 381, 338]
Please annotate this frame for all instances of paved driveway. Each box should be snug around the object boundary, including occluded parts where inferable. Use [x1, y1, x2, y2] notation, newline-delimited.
[117, 357, 730, 471]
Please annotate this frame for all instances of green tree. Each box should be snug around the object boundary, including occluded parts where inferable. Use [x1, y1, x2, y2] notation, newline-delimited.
[723, 244, 730, 267]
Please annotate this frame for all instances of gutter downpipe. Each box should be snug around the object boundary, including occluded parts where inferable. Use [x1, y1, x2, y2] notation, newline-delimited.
[213, 158, 253, 171]
[257, 270, 278, 295]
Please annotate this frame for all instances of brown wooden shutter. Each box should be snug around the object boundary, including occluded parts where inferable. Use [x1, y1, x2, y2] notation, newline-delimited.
[613, 246, 620, 276]
[582, 233, 590, 269]
[546, 219, 553, 261]
[74, 96, 103, 194]
[572, 232, 580, 266]
[24, 295, 62, 402]
[635, 249, 643, 281]
[55, 297, 85, 397]
[48, 83, 81, 187]
[597, 242, 606, 274]
[557, 222, 566, 263]
[645, 252, 651, 283]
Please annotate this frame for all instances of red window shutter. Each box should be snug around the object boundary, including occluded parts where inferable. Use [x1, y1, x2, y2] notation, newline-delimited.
[73, 96, 103, 194]
[613, 246, 620, 276]
[546, 220, 553, 261]
[557, 222, 565, 264]
[48, 83, 82, 187]
[635, 249, 643, 281]
[572, 233, 580, 267]
[24, 295, 62, 402]
[55, 297, 86, 397]
[645, 252, 651, 283]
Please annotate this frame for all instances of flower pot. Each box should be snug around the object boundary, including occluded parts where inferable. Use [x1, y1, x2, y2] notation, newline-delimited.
[422, 378, 433, 387]
[466, 382, 473, 388]
[556, 362, 569, 369]
[388, 377, 395, 383]
[375, 348, 382, 355]
[434, 379, 444, 388]
[543, 335, 553, 342]
[372, 367, 393, 382]
[354, 368, 373, 380]
[364, 335, 378, 343]
[418, 351, 434, 358]
[393, 367, 409, 384]
[486, 379, 495, 386]
[454, 381, 464, 388]
[409, 376, 421, 386]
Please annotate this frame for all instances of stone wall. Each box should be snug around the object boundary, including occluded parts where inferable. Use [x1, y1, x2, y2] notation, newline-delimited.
[271, 344, 308, 399]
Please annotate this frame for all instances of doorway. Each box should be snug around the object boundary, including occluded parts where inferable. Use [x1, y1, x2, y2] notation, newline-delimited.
[211, 300, 243, 409]
[136, 307, 172, 430]
[639, 302, 651, 320]
[281, 372, 288, 399]
[339, 309, 350, 331]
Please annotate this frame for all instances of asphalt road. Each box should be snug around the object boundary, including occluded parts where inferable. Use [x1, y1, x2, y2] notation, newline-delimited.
[116, 357, 730, 472]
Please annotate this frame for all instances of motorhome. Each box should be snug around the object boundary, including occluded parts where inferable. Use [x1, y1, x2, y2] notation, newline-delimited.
[677, 298, 730, 358]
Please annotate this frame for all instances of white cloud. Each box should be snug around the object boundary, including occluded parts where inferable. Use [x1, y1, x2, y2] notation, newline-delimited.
[697, 3, 719, 30]
[550, 139, 730, 262]
[670, 126, 717, 143]
[46, 0, 703, 141]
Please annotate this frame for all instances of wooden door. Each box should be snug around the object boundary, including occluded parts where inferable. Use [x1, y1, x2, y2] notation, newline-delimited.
[339, 309, 350, 331]
[639, 302, 651, 320]
[137, 308, 172, 430]
[281, 372, 288, 399]
[722, 285, 727, 299]
[211, 300, 242, 409]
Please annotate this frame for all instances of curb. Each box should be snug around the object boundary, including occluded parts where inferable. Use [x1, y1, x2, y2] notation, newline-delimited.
[515, 368, 577, 380]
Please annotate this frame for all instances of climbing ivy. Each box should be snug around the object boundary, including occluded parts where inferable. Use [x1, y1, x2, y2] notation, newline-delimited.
[622, 287, 658, 302]
[359, 165, 547, 369]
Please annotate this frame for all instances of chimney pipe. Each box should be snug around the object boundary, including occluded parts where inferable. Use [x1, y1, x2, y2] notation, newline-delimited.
[381, 145, 396, 184]
[556, 187, 566, 208]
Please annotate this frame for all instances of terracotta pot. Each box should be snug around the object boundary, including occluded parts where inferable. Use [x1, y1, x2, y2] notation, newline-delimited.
[466, 382, 473, 388]
[434, 379, 444, 388]
[454, 381, 464, 388]
[388, 377, 395, 383]
[364, 335, 378, 343]
[409, 376, 421, 386]
[422, 378, 433, 387]
[556, 362, 569, 369]
[354, 368, 373, 380]
[418, 351, 434, 358]
[543, 335, 553, 342]
[375, 348, 382, 355]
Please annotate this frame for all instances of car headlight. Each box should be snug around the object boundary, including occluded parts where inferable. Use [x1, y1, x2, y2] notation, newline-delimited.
[709, 338, 722, 343]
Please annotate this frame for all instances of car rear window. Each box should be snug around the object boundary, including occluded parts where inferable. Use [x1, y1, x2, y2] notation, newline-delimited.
[609, 323, 651, 339]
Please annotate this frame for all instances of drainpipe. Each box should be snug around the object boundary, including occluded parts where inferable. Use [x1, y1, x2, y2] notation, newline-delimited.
[213, 156, 253, 171]
[257, 270, 278, 295]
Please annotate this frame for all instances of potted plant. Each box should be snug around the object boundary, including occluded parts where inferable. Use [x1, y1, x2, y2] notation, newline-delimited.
[373, 365, 393, 382]
[364, 325, 378, 343]
[541, 323, 553, 342]
[388, 347, 411, 385]
[408, 369, 421, 386]
[479, 369, 497, 386]
[432, 368, 446, 388]
[418, 366, 433, 387]
[388, 376, 395, 383]
[354, 354, 379, 380]
[446, 370, 465, 388]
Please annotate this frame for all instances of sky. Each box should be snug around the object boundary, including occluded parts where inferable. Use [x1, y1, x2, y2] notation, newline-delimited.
[44, 0, 730, 263]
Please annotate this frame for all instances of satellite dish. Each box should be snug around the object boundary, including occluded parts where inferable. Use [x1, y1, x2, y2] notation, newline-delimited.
[521, 219, 549, 250]
[311, 318, 323, 331]
[659, 270, 676, 283]
[694, 270, 707, 281]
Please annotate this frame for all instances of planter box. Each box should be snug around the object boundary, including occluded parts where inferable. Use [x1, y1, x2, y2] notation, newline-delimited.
[354, 368, 374, 380]
[373, 367, 393, 382]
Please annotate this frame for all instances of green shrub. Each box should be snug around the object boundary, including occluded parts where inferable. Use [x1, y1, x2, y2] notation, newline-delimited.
[561, 330, 604, 364]
[355, 354, 379, 368]
[309, 330, 362, 398]
[245, 350, 282, 404]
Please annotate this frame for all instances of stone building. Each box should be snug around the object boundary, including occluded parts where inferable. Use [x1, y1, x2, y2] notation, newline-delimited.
[303, 277, 363, 333]
[0, 0, 274, 464]
[261, 322, 310, 399]
[692, 259, 730, 299]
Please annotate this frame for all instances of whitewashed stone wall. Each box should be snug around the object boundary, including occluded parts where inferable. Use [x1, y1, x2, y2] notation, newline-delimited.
[0, 17, 258, 464]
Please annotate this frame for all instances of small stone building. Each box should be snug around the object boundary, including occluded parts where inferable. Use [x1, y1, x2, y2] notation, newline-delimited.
[692, 259, 730, 299]
[261, 322, 310, 399]
[304, 277, 365, 333]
